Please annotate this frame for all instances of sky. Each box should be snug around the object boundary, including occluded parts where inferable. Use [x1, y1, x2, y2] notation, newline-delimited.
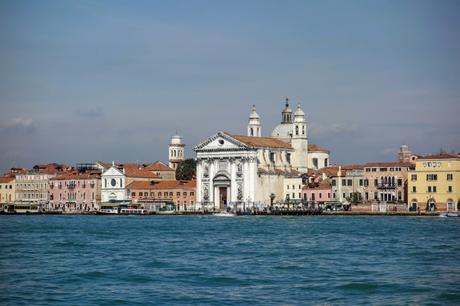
[1, 0, 459, 173]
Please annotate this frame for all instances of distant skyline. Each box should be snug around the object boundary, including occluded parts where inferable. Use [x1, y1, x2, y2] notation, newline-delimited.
[1, 0, 459, 173]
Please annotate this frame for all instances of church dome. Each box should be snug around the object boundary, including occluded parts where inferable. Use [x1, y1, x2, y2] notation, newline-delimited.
[271, 123, 293, 141]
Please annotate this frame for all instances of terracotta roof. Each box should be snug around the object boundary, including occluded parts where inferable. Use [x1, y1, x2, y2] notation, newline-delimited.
[419, 153, 459, 160]
[124, 168, 160, 179]
[0, 176, 15, 183]
[51, 171, 101, 181]
[304, 180, 332, 190]
[127, 180, 196, 190]
[145, 161, 175, 172]
[364, 162, 414, 168]
[225, 132, 292, 149]
[308, 144, 330, 153]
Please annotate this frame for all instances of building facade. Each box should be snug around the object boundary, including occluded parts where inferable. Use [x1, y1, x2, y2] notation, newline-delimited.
[101, 163, 160, 203]
[127, 180, 196, 211]
[14, 164, 69, 209]
[363, 162, 413, 205]
[302, 180, 333, 207]
[0, 176, 15, 210]
[408, 154, 460, 212]
[49, 171, 101, 212]
[195, 101, 330, 210]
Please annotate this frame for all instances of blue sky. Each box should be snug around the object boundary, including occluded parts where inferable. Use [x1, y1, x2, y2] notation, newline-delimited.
[1, 0, 459, 172]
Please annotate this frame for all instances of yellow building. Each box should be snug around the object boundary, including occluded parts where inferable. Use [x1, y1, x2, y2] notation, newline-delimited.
[408, 154, 460, 212]
[0, 176, 16, 208]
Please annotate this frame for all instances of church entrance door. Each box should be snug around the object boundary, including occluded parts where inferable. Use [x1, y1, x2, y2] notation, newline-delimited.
[219, 187, 227, 210]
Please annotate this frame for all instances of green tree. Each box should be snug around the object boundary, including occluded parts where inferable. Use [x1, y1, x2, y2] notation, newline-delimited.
[175, 159, 196, 180]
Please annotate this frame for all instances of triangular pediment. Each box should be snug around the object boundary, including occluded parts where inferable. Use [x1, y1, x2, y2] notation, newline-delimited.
[195, 131, 249, 151]
[102, 166, 124, 177]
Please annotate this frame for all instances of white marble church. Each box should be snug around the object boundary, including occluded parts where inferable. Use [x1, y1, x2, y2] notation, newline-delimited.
[194, 99, 330, 211]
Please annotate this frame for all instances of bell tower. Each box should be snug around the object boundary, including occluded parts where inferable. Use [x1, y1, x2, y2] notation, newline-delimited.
[291, 104, 308, 172]
[169, 133, 185, 170]
[247, 105, 262, 137]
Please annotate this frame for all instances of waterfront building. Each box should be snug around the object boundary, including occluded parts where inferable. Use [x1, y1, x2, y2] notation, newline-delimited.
[195, 100, 329, 210]
[363, 162, 413, 206]
[127, 180, 196, 211]
[145, 161, 176, 180]
[15, 164, 71, 210]
[49, 171, 101, 212]
[101, 163, 159, 203]
[169, 134, 185, 170]
[283, 176, 303, 204]
[0, 176, 15, 211]
[302, 180, 333, 208]
[408, 153, 460, 212]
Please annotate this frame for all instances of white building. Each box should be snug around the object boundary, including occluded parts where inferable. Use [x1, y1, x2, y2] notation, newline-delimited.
[101, 164, 127, 203]
[195, 99, 330, 211]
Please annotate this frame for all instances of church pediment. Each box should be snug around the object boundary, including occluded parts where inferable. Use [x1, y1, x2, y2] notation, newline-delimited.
[195, 131, 250, 151]
[102, 166, 124, 177]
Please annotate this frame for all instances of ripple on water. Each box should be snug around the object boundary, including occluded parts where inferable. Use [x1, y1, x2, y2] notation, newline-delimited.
[0, 215, 459, 305]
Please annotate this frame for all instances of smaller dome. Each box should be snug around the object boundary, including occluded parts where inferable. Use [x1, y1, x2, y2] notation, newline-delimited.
[282, 98, 292, 114]
[249, 105, 260, 120]
[294, 104, 305, 117]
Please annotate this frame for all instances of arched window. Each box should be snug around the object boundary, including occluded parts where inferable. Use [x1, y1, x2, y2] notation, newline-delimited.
[295, 125, 299, 135]
[447, 199, 454, 211]
[120, 178, 123, 188]
[302, 125, 305, 135]
[250, 128, 254, 136]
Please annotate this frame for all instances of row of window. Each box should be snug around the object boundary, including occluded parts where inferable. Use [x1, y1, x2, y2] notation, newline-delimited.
[0, 185, 13, 189]
[366, 167, 404, 172]
[331, 191, 403, 201]
[17, 193, 47, 199]
[16, 175, 50, 181]
[412, 186, 454, 193]
[132, 191, 195, 198]
[16, 183, 48, 190]
[286, 185, 302, 190]
[411, 174, 453, 181]
[53, 192, 96, 201]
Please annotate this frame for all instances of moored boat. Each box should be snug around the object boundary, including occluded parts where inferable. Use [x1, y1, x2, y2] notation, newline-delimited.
[439, 212, 459, 218]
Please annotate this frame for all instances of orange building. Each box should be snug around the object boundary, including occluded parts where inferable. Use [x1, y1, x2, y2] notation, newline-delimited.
[127, 180, 196, 211]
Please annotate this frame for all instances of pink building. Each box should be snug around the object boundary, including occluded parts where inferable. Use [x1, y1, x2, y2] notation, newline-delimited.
[49, 171, 101, 212]
[302, 180, 333, 207]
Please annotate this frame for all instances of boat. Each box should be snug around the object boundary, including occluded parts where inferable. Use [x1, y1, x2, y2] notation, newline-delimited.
[120, 208, 148, 215]
[213, 211, 236, 217]
[439, 213, 459, 218]
[97, 207, 119, 215]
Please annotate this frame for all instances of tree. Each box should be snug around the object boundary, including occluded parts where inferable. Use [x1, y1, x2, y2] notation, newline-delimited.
[175, 159, 196, 180]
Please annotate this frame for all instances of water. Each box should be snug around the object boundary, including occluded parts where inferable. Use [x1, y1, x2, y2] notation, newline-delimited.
[0, 216, 459, 305]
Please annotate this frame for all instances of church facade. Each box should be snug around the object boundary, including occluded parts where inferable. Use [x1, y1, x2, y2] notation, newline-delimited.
[194, 99, 330, 210]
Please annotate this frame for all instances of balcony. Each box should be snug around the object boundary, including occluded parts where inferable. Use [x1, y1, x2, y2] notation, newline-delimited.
[376, 183, 396, 189]
[68, 183, 76, 189]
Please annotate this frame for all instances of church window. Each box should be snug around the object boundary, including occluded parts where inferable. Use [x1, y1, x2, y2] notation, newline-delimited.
[324, 158, 328, 167]
[250, 128, 254, 136]
[295, 126, 299, 135]
[270, 152, 275, 163]
[302, 125, 305, 135]
[287, 153, 291, 164]
[313, 158, 318, 169]
[104, 179, 107, 188]
[120, 179, 123, 188]
[111, 179, 116, 187]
